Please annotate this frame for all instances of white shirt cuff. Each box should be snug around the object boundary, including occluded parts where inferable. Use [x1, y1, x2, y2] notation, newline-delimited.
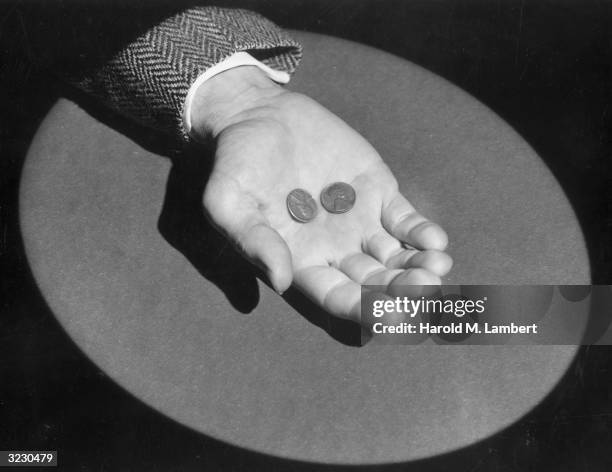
[183, 51, 291, 136]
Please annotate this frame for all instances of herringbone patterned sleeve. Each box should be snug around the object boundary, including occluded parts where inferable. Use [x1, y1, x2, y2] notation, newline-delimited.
[71, 7, 302, 142]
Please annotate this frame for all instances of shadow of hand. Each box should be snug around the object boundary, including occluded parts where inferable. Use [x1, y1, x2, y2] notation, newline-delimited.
[158, 145, 260, 314]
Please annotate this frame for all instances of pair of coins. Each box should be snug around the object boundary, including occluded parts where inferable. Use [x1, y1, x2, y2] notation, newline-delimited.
[287, 182, 356, 223]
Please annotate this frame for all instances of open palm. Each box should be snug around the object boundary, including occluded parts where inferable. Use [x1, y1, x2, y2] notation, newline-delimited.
[200, 89, 451, 325]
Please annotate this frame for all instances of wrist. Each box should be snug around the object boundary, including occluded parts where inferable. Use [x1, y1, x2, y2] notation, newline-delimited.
[190, 65, 285, 141]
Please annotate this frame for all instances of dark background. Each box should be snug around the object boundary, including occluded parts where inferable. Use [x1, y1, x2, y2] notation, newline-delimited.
[1, 0, 612, 470]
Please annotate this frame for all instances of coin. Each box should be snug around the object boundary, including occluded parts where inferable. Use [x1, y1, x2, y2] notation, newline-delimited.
[320, 182, 356, 214]
[287, 188, 318, 223]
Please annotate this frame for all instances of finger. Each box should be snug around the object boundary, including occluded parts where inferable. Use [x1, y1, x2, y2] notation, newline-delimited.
[339, 253, 404, 286]
[386, 249, 453, 276]
[204, 176, 293, 293]
[382, 193, 448, 250]
[364, 230, 403, 265]
[238, 223, 293, 293]
[365, 229, 452, 276]
[387, 268, 442, 299]
[294, 266, 362, 322]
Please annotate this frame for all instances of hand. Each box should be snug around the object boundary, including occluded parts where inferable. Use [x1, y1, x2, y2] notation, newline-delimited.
[190, 66, 452, 326]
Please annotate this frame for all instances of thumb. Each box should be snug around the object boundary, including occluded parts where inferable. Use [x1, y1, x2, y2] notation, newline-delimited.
[204, 177, 293, 294]
[236, 222, 293, 294]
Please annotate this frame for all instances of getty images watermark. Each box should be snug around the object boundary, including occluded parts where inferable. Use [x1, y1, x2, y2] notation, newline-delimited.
[360, 285, 612, 345]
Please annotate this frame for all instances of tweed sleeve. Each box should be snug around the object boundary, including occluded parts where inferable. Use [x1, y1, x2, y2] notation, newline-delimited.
[70, 7, 302, 142]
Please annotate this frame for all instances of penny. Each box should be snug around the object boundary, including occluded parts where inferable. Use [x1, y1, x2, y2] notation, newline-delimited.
[320, 182, 356, 214]
[287, 188, 318, 223]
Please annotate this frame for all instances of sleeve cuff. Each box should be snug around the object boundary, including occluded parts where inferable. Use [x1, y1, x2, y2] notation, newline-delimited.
[183, 51, 291, 137]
